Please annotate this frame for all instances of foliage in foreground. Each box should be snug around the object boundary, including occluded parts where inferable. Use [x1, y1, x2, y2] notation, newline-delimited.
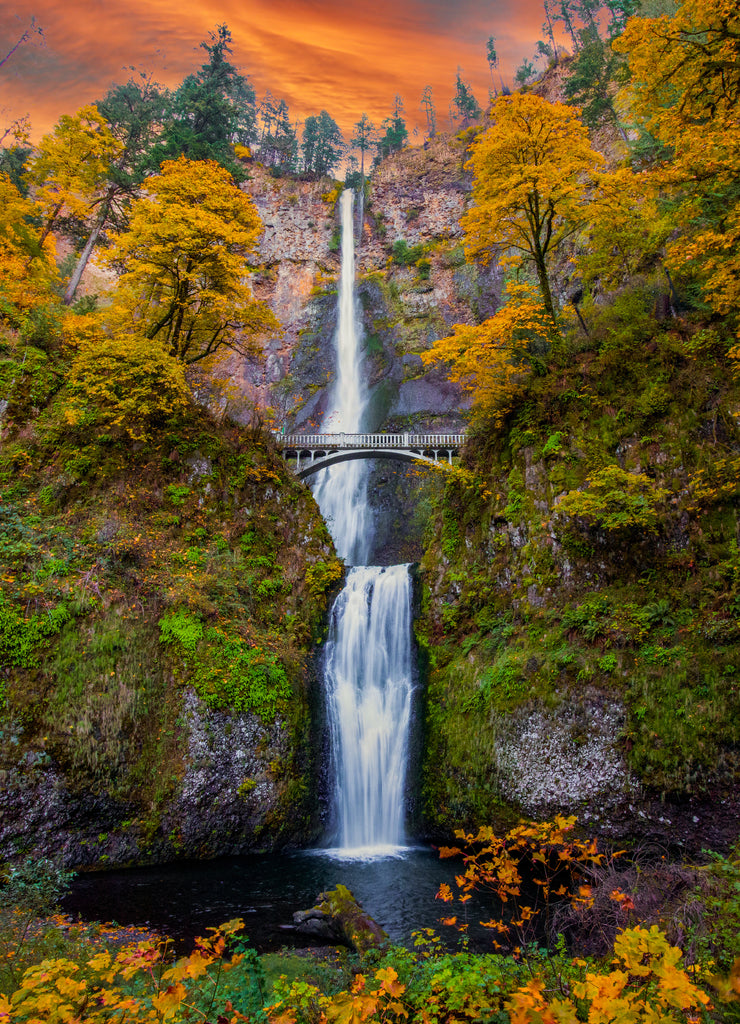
[2, 818, 740, 1023]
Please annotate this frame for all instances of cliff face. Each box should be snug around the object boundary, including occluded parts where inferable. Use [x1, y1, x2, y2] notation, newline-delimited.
[230, 140, 498, 439]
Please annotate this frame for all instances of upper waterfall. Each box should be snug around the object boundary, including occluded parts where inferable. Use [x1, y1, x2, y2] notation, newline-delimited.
[311, 189, 372, 565]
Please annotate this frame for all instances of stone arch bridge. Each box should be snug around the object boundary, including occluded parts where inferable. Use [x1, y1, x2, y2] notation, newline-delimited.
[273, 432, 466, 480]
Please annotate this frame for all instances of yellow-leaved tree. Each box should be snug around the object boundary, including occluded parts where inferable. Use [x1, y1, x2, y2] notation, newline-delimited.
[615, 0, 740, 326]
[104, 155, 280, 365]
[421, 282, 555, 424]
[462, 93, 604, 319]
[63, 318, 191, 442]
[0, 174, 59, 315]
[25, 104, 122, 247]
[577, 167, 674, 291]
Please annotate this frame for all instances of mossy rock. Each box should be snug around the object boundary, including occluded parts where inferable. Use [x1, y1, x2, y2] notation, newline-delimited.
[292, 884, 388, 954]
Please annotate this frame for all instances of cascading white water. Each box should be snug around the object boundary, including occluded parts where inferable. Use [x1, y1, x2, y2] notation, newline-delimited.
[315, 190, 415, 855]
[311, 188, 371, 566]
[324, 565, 413, 852]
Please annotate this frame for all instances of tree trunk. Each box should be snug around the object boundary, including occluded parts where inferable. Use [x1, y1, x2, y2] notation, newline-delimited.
[63, 202, 110, 305]
[37, 202, 64, 249]
[534, 251, 557, 321]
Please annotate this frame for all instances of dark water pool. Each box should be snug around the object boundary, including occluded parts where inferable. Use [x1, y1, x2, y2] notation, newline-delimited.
[63, 845, 495, 952]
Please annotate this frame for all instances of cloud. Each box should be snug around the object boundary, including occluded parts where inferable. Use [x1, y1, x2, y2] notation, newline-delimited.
[0, 0, 544, 142]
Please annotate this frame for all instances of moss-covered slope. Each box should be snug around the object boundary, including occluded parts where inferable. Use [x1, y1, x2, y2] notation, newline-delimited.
[418, 295, 740, 853]
[0, 334, 341, 868]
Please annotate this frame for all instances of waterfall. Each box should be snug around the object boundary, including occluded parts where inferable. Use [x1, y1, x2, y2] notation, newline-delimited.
[311, 188, 371, 566]
[314, 190, 415, 855]
[324, 565, 413, 851]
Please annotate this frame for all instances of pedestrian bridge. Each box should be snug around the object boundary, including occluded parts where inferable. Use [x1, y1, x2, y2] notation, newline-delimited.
[273, 432, 466, 480]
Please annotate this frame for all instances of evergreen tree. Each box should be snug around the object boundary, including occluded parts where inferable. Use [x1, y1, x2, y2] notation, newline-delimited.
[0, 146, 31, 194]
[151, 25, 256, 178]
[564, 25, 627, 135]
[351, 113, 375, 182]
[515, 59, 537, 86]
[453, 69, 482, 122]
[258, 94, 297, 173]
[421, 85, 437, 138]
[486, 36, 499, 80]
[302, 111, 343, 177]
[377, 96, 408, 159]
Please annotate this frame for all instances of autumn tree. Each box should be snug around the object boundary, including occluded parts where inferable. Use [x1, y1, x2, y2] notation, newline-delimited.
[421, 282, 556, 423]
[104, 156, 279, 365]
[577, 167, 673, 289]
[0, 173, 59, 315]
[462, 92, 603, 318]
[25, 105, 122, 249]
[615, 0, 740, 323]
[62, 74, 171, 304]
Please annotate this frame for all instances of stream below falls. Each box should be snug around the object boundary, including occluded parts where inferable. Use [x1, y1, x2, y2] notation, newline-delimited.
[64, 847, 494, 952]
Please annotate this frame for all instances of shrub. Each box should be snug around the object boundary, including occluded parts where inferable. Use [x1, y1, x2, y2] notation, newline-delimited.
[555, 465, 670, 534]
[64, 331, 190, 442]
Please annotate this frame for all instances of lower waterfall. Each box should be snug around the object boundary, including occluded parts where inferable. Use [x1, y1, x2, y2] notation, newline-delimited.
[323, 564, 414, 853]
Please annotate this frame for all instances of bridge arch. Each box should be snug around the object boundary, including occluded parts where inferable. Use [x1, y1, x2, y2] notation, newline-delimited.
[290, 447, 448, 480]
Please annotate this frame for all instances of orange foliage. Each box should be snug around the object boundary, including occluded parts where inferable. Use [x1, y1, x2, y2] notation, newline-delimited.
[0, 174, 59, 314]
[421, 282, 555, 424]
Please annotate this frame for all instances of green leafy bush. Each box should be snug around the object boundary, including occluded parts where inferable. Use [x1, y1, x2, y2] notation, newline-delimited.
[392, 239, 425, 266]
[0, 596, 70, 673]
[159, 609, 204, 653]
[193, 629, 291, 720]
[555, 465, 670, 533]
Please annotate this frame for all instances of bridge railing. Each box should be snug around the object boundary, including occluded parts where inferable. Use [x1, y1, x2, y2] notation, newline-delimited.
[274, 432, 467, 449]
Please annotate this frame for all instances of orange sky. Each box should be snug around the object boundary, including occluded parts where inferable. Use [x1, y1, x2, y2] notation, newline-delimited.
[1, 1, 544, 147]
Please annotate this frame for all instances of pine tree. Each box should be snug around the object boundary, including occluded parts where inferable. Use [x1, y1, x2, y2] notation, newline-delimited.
[302, 111, 343, 177]
[377, 96, 408, 159]
[421, 86, 437, 138]
[453, 69, 482, 123]
[151, 25, 256, 179]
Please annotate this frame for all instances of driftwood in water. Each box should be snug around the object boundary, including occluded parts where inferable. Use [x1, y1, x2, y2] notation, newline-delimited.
[290, 884, 388, 954]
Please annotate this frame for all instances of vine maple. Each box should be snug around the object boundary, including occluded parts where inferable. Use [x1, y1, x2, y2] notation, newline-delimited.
[421, 282, 555, 424]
